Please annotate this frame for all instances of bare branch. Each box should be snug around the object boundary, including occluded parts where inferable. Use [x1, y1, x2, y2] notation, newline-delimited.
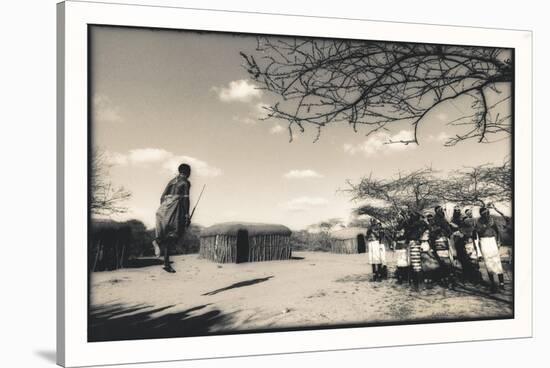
[241, 38, 512, 145]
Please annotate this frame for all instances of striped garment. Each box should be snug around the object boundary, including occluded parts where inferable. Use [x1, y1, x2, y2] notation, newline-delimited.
[409, 240, 422, 272]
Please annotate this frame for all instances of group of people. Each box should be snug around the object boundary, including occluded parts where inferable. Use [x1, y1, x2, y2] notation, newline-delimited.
[366, 205, 507, 293]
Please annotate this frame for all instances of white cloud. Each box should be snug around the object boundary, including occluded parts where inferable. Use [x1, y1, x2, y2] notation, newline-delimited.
[104, 151, 129, 166]
[232, 115, 257, 125]
[105, 148, 222, 177]
[283, 169, 323, 179]
[343, 130, 416, 157]
[127, 148, 172, 165]
[280, 196, 328, 212]
[231, 101, 271, 126]
[427, 132, 451, 143]
[213, 79, 262, 103]
[270, 124, 285, 134]
[93, 94, 123, 123]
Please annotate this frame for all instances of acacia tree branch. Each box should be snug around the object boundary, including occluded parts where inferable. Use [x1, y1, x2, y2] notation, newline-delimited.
[241, 39, 512, 145]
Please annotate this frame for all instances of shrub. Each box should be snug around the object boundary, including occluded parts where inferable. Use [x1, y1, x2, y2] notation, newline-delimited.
[290, 230, 332, 252]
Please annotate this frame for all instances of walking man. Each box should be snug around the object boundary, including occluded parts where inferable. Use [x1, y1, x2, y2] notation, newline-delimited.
[153, 164, 192, 273]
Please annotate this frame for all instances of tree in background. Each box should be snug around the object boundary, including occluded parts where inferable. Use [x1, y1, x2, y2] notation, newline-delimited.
[351, 204, 400, 230]
[308, 218, 345, 233]
[242, 39, 511, 145]
[91, 149, 131, 216]
[290, 230, 333, 252]
[441, 160, 512, 219]
[347, 167, 444, 216]
[347, 161, 512, 233]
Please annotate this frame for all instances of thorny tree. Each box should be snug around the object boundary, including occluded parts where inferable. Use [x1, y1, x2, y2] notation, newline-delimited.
[241, 38, 512, 145]
[442, 160, 512, 219]
[351, 204, 401, 233]
[347, 167, 444, 215]
[347, 161, 511, 228]
[91, 149, 132, 216]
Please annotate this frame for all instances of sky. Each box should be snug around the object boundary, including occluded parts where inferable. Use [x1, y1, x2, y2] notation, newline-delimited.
[90, 26, 512, 230]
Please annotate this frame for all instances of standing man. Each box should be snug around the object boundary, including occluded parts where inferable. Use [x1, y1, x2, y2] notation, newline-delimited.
[420, 212, 438, 288]
[461, 208, 482, 284]
[153, 164, 191, 273]
[429, 206, 455, 289]
[450, 206, 470, 281]
[367, 219, 384, 282]
[405, 212, 429, 291]
[394, 211, 410, 284]
[475, 206, 505, 293]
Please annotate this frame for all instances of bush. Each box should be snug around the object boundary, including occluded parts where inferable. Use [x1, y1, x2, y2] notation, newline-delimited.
[174, 224, 202, 254]
[290, 230, 332, 252]
[90, 219, 152, 271]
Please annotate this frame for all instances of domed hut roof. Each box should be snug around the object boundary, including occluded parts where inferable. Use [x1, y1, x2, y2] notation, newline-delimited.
[200, 222, 291, 237]
[330, 227, 368, 240]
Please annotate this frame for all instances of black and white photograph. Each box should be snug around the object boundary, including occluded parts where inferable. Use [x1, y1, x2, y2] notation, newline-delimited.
[4, 0, 547, 367]
[87, 25, 515, 342]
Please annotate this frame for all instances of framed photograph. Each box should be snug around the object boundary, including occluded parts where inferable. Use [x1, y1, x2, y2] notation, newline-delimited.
[57, 0, 532, 366]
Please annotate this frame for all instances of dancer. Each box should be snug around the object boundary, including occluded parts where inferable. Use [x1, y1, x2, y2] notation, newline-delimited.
[153, 164, 191, 273]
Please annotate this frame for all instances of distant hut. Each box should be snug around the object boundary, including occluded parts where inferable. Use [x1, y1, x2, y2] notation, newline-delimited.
[330, 227, 368, 254]
[199, 222, 292, 263]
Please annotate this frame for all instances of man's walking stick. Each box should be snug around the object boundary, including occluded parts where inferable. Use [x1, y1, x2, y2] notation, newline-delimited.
[189, 184, 206, 222]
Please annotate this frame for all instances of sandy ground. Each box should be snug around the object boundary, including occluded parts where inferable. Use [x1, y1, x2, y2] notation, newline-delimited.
[89, 251, 513, 341]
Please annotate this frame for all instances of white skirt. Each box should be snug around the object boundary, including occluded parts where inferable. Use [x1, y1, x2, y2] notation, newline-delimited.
[480, 236, 504, 274]
[368, 240, 385, 265]
[395, 248, 409, 267]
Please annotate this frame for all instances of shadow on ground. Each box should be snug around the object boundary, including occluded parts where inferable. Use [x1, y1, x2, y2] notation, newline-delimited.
[123, 258, 165, 268]
[453, 283, 513, 305]
[201, 276, 274, 296]
[89, 303, 234, 341]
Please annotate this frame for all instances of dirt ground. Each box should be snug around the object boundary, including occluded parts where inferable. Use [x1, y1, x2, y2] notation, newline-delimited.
[89, 251, 513, 341]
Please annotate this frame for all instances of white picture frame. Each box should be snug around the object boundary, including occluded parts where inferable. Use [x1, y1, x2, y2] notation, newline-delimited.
[57, 1, 533, 366]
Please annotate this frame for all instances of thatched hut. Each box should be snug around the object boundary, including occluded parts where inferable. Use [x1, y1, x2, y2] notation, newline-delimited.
[199, 222, 292, 263]
[329, 227, 368, 254]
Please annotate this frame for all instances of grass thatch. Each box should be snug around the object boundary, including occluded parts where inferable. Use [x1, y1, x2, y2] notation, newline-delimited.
[329, 227, 368, 240]
[200, 222, 291, 237]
